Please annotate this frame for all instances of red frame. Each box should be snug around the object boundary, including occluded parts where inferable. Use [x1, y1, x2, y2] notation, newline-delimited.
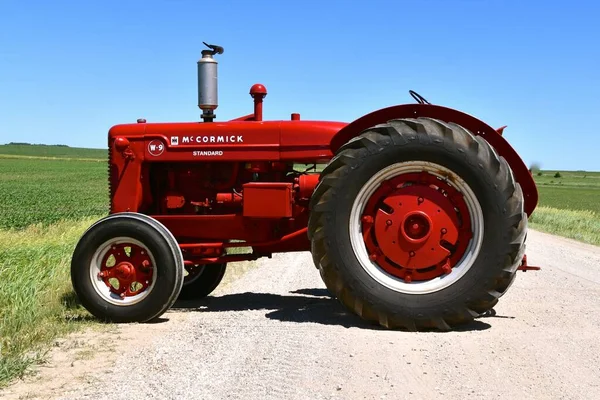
[107, 90, 538, 265]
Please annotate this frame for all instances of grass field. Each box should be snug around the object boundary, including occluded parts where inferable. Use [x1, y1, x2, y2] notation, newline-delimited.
[0, 158, 108, 230]
[0, 143, 598, 387]
[529, 170, 600, 245]
[0, 145, 108, 386]
[0, 144, 106, 160]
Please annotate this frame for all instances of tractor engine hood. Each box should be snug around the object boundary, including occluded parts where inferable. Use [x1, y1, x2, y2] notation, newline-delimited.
[108, 119, 347, 162]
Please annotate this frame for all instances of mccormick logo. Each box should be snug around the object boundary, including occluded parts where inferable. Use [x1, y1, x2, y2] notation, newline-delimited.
[174, 135, 243, 144]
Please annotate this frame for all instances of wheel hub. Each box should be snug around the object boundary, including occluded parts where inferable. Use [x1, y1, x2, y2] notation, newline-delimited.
[98, 242, 154, 298]
[402, 212, 431, 242]
[361, 171, 472, 282]
[114, 262, 135, 280]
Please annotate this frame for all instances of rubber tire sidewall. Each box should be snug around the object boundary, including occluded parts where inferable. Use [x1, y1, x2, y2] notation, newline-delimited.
[71, 214, 183, 323]
[319, 130, 521, 322]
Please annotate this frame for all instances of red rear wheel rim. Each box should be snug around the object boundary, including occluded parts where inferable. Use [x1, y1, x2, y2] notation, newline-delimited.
[349, 162, 483, 294]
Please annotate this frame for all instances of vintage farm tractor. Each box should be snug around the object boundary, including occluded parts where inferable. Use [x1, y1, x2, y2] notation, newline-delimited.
[70, 43, 539, 330]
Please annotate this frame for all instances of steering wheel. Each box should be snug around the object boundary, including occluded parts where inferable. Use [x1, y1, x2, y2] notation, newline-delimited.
[409, 90, 431, 105]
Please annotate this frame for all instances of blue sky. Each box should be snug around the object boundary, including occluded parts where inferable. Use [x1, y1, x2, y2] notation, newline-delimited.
[1, 0, 598, 171]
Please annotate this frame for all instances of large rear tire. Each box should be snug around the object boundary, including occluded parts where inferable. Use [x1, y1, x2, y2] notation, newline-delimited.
[308, 117, 527, 331]
[71, 213, 185, 323]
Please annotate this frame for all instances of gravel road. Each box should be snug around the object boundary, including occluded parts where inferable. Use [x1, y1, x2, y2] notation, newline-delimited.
[4, 229, 600, 400]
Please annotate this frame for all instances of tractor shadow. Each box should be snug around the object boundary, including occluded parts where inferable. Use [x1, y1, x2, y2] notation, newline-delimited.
[172, 288, 493, 332]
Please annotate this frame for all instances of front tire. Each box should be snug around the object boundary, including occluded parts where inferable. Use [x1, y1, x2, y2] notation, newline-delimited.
[308, 117, 527, 331]
[71, 213, 185, 323]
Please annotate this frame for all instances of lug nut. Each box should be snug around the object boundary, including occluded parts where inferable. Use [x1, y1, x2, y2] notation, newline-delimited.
[405, 274, 413, 283]
[386, 220, 393, 226]
[141, 260, 151, 269]
[97, 271, 107, 278]
[362, 215, 374, 224]
[442, 264, 452, 274]
[417, 197, 424, 204]
[369, 253, 378, 261]
[441, 228, 447, 234]
[409, 251, 415, 257]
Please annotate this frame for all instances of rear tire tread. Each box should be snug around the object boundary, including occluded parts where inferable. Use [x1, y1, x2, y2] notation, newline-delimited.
[308, 117, 527, 331]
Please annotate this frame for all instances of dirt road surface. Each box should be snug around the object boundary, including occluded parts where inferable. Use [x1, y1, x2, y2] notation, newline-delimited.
[2, 229, 600, 400]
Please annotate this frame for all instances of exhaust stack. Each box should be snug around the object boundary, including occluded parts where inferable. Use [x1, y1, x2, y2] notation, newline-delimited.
[197, 42, 224, 122]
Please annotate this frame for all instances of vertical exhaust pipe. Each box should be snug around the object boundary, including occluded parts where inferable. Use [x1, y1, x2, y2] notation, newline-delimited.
[197, 42, 224, 122]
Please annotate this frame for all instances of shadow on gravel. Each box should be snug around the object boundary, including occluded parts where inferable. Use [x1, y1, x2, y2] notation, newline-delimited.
[172, 288, 492, 332]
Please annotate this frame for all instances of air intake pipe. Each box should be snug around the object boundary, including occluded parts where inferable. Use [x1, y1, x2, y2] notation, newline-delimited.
[198, 42, 224, 122]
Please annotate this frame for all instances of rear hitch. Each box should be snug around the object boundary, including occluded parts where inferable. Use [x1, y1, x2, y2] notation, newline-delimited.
[517, 254, 541, 272]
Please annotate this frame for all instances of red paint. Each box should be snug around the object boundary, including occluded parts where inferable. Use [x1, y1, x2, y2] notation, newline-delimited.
[250, 84, 267, 121]
[362, 172, 471, 281]
[215, 192, 242, 205]
[114, 137, 130, 152]
[330, 104, 538, 216]
[99, 242, 153, 298]
[165, 195, 185, 209]
[296, 174, 320, 199]
[106, 94, 537, 273]
[242, 182, 293, 218]
[517, 254, 541, 271]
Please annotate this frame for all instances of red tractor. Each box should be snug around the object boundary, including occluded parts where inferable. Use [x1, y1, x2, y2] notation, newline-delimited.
[71, 43, 539, 330]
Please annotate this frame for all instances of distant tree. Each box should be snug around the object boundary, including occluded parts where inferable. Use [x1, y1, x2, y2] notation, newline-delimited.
[529, 162, 542, 175]
[537, 171, 543, 176]
[554, 172, 562, 178]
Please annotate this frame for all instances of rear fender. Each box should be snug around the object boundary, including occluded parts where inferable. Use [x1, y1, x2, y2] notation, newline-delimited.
[330, 104, 538, 216]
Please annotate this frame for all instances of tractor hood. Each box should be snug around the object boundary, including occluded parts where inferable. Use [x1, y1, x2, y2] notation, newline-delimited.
[108, 119, 347, 162]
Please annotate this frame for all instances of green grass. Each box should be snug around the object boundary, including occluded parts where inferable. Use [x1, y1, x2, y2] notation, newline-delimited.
[530, 170, 600, 245]
[529, 206, 600, 246]
[0, 219, 98, 387]
[0, 158, 108, 229]
[0, 144, 106, 160]
[0, 145, 597, 387]
[0, 145, 109, 387]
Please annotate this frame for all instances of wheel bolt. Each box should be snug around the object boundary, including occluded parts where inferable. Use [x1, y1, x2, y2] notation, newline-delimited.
[405, 274, 413, 283]
[369, 253, 378, 261]
[97, 271, 107, 278]
[441, 228, 447, 234]
[409, 251, 415, 257]
[141, 260, 151, 270]
[119, 292, 126, 299]
[362, 215, 374, 224]
[417, 197, 424, 204]
[442, 264, 452, 274]
[386, 220, 393, 226]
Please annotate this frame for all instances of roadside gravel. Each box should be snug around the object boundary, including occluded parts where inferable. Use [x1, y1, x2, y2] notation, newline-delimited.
[2, 229, 599, 400]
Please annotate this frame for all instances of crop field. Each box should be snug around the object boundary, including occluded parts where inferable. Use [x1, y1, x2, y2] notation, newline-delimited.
[0, 145, 108, 386]
[533, 170, 600, 213]
[0, 143, 598, 387]
[529, 170, 600, 245]
[0, 158, 108, 229]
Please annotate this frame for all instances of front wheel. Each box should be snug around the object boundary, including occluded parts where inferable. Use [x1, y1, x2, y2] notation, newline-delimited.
[71, 213, 185, 323]
[308, 117, 527, 331]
